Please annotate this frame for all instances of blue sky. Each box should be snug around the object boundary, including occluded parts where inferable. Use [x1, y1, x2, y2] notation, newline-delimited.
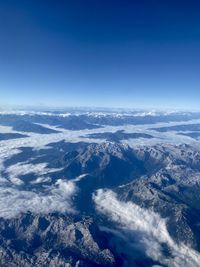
[0, 0, 200, 109]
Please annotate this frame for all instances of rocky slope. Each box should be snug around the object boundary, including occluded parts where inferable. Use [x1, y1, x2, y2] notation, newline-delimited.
[1, 140, 200, 266]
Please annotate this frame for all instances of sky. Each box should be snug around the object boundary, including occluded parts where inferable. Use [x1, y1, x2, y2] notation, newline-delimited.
[0, 0, 200, 110]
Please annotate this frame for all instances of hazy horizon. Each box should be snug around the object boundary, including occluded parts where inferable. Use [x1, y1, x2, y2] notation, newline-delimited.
[1, 103, 200, 113]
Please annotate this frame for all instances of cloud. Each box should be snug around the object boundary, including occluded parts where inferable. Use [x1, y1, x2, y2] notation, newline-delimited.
[30, 176, 52, 184]
[0, 179, 77, 219]
[1, 116, 200, 173]
[9, 177, 24, 186]
[0, 110, 72, 116]
[0, 125, 15, 133]
[52, 179, 76, 197]
[1, 113, 200, 222]
[6, 162, 62, 184]
[0, 109, 174, 117]
[93, 189, 200, 267]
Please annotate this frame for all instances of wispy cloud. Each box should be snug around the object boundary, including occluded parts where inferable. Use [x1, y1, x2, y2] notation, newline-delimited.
[93, 189, 200, 267]
[30, 176, 52, 184]
[0, 179, 77, 218]
[6, 162, 62, 184]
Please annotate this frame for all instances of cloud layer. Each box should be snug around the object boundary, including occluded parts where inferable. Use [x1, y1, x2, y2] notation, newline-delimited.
[6, 162, 62, 184]
[0, 179, 77, 219]
[0, 115, 200, 220]
[93, 189, 200, 267]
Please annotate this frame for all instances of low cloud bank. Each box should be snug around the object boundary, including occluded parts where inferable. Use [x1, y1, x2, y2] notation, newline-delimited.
[0, 179, 77, 218]
[6, 162, 62, 184]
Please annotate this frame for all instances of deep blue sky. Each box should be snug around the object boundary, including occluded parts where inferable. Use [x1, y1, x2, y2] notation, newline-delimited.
[0, 0, 200, 109]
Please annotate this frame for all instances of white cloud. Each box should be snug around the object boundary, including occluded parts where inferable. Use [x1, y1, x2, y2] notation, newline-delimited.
[6, 162, 62, 182]
[72, 173, 88, 182]
[93, 189, 200, 267]
[53, 179, 77, 197]
[1, 117, 200, 171]
[0, 179, 77, 219]
[10, 177, 24, 186]
[30, 176, 52, 184]
[0, 125, 14, 133]
[1, 114, 200, 222]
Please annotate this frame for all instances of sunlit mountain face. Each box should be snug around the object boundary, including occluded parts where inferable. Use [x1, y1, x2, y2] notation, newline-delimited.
[0, 109, 200, 267]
